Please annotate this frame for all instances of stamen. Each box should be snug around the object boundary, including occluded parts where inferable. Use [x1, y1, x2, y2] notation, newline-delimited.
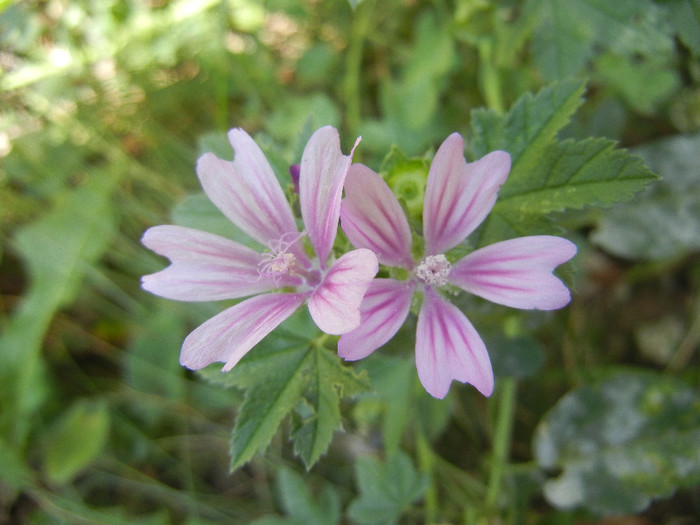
[415, 254, 451, 287]
[257, 232, 306, 286]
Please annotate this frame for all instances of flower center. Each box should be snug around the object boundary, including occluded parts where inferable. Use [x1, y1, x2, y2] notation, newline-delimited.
[258, 232, 305, 286]
[415, 254, 451, 287]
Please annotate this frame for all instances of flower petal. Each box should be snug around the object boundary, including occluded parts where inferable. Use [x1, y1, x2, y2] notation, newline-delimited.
[341, 164, 414, 269]
[299, 126, 360, 267]
[141, 225, 290, 301]
[338, 279, 415, 361]
[450, 236, 577, 310]
[415, 287, 494, 398]
[180, 292, 307, 372]
[307, 248, 378, 334]
[423, 133, 511, 255]
[196, 128, 299, 248]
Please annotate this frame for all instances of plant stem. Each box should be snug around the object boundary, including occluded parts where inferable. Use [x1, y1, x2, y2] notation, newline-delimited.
[343, 0, 373, 135]
[484, 377, 517, 522]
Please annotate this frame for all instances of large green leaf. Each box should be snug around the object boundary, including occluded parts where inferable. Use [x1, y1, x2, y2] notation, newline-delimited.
[201, 312, 370, 470]
[42, 399, 111, 486]
[0, 174, 118, 445]
[469, 81, 658, 246]
[533, 371, 700, 515]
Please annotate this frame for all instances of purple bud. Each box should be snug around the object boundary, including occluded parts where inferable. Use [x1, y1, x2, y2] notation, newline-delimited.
[289, 164, 301, 194]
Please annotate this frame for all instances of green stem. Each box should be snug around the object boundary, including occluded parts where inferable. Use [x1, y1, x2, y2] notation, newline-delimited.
[342, 0, 373, 134]
[484, 377, 517, 521]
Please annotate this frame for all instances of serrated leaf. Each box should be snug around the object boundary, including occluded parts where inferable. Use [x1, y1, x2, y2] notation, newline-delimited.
[496, 137, 657, 214]
[470, 82, 658, 246]
[227, 312, 370, 469]
[347, 451, 429, 525]
[470, 79, 586, 166]
[43, 399, 111, 485]
[230, 345, 312, 470]
[533, 371, 700, 515]
[293, 349, 371, 468]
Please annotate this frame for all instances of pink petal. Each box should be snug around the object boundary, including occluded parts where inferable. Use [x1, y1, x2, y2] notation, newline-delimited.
[141, 225, 290, 301]
[307, 248, 379, 335]
[299, 126, 360, 268]
[423, 133, 511, 255]
[340, 164, 414, 269]
[415, 287, 494, 399]
[338, 279, 415, 361]
[196, 129, 300, 249]
[180, 292, 307, 372]
[449, 236, 577, 310]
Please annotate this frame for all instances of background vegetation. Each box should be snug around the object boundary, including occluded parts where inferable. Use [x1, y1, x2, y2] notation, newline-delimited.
[1, 0, 698, 523]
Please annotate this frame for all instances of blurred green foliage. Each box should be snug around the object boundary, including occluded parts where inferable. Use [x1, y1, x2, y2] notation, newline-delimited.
[1, 0, 699, 523]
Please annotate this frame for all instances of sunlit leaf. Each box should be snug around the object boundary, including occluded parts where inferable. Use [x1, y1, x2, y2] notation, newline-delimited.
[43, 399, 111, 485]
[591, 133, 700, 260]
[533, 371, 700, 515]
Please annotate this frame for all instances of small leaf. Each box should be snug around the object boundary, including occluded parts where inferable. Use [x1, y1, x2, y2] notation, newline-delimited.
[227, 311, 370, 470]
[43, 399, 110, 485]
[251, 467, 341, 525]
[347, 451, 429, 525]
[293, 349, 371, 468]
[533, 371, 700, 515]
[229, 345, 311, 470]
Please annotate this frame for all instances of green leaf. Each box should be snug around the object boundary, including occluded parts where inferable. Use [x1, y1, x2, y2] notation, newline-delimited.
[227, 312, 371, 470]
[43, 399, 111, 485]
[293, 348, 371, 468]
[0, 174, 118, 445]
[347, 451, 429, 525]
[470, 82, 658, 246]
[528, 0, 672, 80]
[591, 133, 700, 260]
[661, 0, 700, 56]
[470, 79, 586, 169]
[229, 343, 312, 470]
[251, 467, 341, 525]
[533, 371, 700, 515]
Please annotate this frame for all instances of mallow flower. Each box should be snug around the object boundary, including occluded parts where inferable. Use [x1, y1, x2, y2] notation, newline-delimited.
[141, 126, 378, 372]
[339, 133, 576, 399]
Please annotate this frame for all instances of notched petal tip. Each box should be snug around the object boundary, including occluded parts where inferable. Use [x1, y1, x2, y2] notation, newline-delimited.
[307, 248, 379, 335]
[415, 288, 494, 399]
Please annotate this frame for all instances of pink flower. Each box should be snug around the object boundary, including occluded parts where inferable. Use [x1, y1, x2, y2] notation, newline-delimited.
[141, 126, 378, 372]
[339, 133, 576, 399]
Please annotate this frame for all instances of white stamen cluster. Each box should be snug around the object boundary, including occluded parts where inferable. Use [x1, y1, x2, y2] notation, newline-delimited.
[415, 254, 451, 287]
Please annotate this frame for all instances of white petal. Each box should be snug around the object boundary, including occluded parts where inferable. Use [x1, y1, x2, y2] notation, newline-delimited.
[341, 164, 414, 269]
[196, 129, 300, 250]
[307, 248, 378, 334]
[299, 126, 360, 267]
[180, 292, 307, 372]
[450, 236, 577, 310]
[423, 133, 511, 255]
[141, 225, 286, 301]
[338, 279, 415, 360]
[415, 287, 494, 399]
